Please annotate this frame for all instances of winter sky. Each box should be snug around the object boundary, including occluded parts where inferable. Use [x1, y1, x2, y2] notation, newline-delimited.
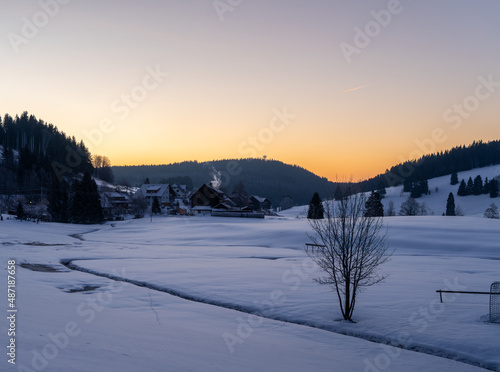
[1, 1, 500, 180]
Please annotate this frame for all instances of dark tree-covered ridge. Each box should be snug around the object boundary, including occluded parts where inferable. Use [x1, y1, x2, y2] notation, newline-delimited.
[114, 159, 337, 206]
[359, 140, 500, 192]
[0, 112, 94, 209]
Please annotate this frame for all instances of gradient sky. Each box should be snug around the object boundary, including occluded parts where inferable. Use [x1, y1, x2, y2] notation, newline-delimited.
[2, 1, 500, 181]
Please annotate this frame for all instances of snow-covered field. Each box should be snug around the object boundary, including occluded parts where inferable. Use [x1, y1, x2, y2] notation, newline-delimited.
[0, 165, 499, 372]
[1, 207, 499, 371]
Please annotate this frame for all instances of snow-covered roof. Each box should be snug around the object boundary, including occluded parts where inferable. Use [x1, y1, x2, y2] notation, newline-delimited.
[251, 195, 267, 203]
[171, 184, 187, 198]
[191, 206, 212, 210]
[213, 203, 233, 210]
[138, 184, 170, 197]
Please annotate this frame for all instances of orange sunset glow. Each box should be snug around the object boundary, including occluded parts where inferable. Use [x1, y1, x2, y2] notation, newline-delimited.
[2, 1, 499, 181]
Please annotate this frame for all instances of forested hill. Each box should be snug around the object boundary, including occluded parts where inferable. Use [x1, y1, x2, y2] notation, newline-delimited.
[113, 159, 336, 206]
[0, 112, 93, 195]
[360, 140, 500, 192]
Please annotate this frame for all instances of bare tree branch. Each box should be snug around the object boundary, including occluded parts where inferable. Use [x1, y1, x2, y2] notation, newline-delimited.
[305, 187, 391, 321]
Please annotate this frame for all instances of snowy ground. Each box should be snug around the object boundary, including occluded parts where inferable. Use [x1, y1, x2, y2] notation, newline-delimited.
[1, 211, 499, 371]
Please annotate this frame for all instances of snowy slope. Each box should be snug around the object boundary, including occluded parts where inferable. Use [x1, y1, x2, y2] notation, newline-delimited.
[1, 214, 499, 371]
[281, 164, 500, 218]
[381, 165, 500, 217]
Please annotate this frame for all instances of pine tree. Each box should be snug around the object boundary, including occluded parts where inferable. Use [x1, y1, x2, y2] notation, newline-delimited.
[466, 177, 474, 195]
[69, 171, 103, 224]
[445, 193, 455, 216]
[144, 177, 151, 184]
[307, 192, 324, 219]
[450, 171, 459, 185]
[473, 175, 483, 195]
[457, 179, 467, 196]
[410, 183, 422, 198]
[483, 177, 490, 195]
[377, 187, 387, 197]
[419, 179, 429, 195]
[364, 191, 384, 217]
[48, 177, 69, 223]
[403, 179, 412, 193]
[69, 180, 84, 223]
[151, 196, 161, 215]
[490, 179, 499, 198]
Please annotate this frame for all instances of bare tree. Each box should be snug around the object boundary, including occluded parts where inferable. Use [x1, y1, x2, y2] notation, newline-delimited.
[484, 203, 499, 219]
[92, 155, 114, 184]
[305, 190, 390, 321]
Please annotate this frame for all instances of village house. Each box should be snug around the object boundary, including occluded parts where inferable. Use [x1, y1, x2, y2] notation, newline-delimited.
[189, 183, 236, 215]
[101, 191, 132, 219]
[137, 184, 173, 208]
[249, 195, 272, 211]
[136, 183, 189, 213]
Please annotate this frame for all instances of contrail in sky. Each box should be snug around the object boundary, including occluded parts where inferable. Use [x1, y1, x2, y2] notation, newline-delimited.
[341, 84, 369, 94]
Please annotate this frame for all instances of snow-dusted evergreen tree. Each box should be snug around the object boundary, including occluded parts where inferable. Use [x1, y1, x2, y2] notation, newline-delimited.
[473, 175, 483, 195]
[450, 171, 459, 185]
[466, 177, 474, 195]
[457, 179, 467, 196]
[445, 193, 455, 216]
[307, 192, 324, 219]
[483, 177, 490, 194]
[490, 179, 499, 198]
[364, 191, 384, 217]
[484, 203, 499, 219]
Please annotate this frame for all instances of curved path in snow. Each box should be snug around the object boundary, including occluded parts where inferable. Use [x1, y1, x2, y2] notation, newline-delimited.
[61, 257, 496, 371]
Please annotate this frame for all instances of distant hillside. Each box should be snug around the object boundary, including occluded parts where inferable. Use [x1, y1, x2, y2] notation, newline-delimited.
[360, 140, 500, 192]
[283, 164, 500, 218]
[113, 159, 336, 206]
